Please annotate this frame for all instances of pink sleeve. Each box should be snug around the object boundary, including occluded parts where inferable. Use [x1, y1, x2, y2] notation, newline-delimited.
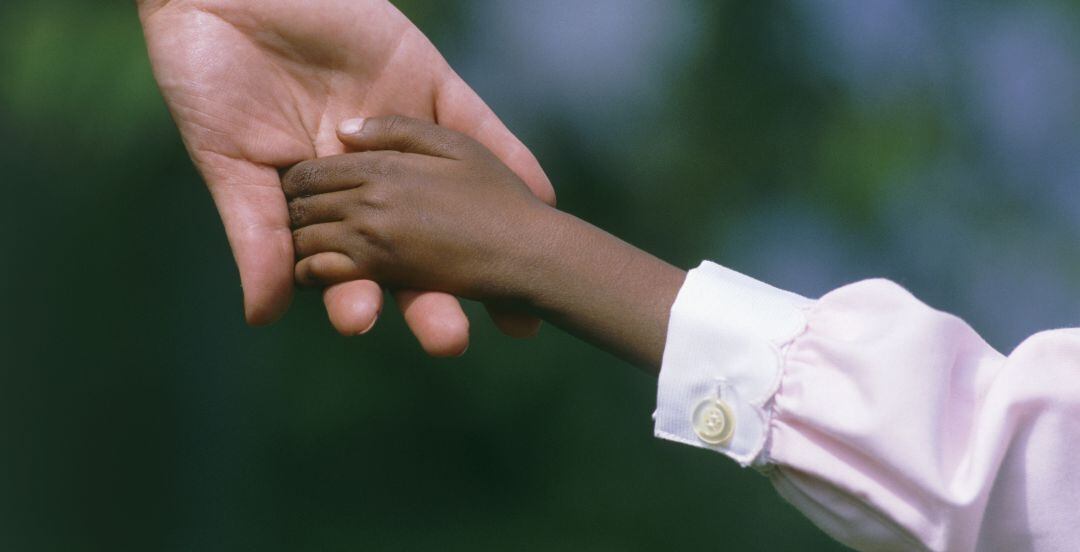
[654, 262, 1080, 552]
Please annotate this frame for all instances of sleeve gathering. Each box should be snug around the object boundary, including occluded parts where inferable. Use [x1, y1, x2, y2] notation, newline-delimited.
[655, 261, 1080, 551]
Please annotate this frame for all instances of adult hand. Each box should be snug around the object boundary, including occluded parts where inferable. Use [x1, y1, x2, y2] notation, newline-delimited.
[137, 0, 554, 355]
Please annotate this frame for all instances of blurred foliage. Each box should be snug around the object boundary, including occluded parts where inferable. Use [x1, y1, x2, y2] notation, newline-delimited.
[1, 0, 1077, 551]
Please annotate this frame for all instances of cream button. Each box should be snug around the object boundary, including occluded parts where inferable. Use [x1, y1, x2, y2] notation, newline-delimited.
[693, 398, 735, 445]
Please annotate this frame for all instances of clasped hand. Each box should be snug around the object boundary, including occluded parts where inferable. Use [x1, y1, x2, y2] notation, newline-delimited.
[284, 116, 554, 314]
[137, 0, 555, 355]
[283, 115, 688, 370]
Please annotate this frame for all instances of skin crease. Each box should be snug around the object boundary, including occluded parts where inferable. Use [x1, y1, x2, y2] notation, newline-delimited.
[284, 116, 688, 371]
[136, 0, 554, 356]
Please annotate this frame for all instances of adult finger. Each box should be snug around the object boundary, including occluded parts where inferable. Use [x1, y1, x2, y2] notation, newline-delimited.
[323, 279, 384, 337]
[304, 253, 472, 354]
[322, 280, 471, 356]
[202, 159, 295, 326]
[394, 289, 470, 358]
[435, 73, 556, 206]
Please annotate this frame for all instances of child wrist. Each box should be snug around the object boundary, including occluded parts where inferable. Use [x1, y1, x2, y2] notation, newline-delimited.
[499, 204, 569, 308]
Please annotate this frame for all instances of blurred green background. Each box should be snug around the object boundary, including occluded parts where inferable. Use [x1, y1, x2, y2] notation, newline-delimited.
[2, 1, 1078, 550]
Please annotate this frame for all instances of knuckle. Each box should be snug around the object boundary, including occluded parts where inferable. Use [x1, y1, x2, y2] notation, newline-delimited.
[291, 228, 307, 251]
[366, 223, 396, 258]
[382, 116, 425, 151]
[360, 182, 391, 209]
[284, 162, 318, 197]
[287, 200, 306, 226]
[345, 212, 375, 236]
[347, 212, 390, 249]
[382, 115, 408, 134]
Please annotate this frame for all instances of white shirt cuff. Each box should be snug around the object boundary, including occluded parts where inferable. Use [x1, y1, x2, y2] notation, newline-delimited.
[654, 261, 813, 467]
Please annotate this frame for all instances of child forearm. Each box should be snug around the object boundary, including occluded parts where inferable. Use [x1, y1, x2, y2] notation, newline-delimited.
[514, 207, 687, 373]
[282, 115, 686, 371]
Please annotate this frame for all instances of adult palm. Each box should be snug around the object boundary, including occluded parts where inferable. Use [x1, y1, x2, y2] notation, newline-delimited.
[137, 0, 553, 354]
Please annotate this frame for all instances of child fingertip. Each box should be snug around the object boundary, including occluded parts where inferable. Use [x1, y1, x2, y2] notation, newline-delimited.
[339, 117, 366, 136]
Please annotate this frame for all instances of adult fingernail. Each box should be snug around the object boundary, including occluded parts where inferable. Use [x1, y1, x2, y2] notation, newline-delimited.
[356, 314, 378, 336]
[339, 118, 366, 135]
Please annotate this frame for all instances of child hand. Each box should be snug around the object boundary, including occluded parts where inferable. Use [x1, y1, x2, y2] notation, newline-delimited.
[282, 116, 553, 304]
[285, 115, 684, 368]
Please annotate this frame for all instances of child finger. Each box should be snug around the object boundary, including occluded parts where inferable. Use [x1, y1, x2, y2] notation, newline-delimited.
[337, 115, 477, 160]
[295, 253, 366, 287]
[288, 190, 354, 228]
[292, 222, 349, 260]
[281, 152, 398, 199]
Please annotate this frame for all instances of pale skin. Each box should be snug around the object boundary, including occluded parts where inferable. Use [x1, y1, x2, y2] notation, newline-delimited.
[284, 116, 687, 371]
[137, 0, 555, 355]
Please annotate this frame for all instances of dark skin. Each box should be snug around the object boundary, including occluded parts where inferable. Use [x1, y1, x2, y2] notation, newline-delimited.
[283, 116, 687, 372]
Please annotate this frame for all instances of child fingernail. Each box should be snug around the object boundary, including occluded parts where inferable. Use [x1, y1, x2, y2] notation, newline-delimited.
[339, 118, 366, 135]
